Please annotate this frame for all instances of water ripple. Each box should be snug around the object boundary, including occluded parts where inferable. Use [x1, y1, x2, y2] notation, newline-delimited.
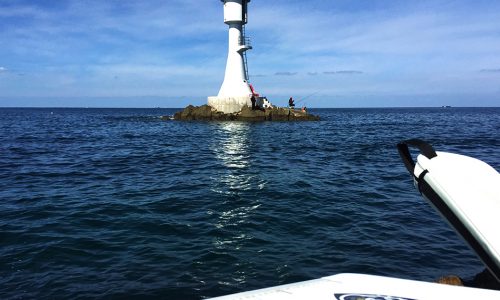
[0, 107, 498, 299]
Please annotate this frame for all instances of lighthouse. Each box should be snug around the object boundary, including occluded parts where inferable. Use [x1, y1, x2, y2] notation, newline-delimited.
[208, 0, 259, 114]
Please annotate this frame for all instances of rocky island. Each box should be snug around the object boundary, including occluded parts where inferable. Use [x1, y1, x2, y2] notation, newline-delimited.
[165, 0, 320, 123]
[171, 104, 320, 121]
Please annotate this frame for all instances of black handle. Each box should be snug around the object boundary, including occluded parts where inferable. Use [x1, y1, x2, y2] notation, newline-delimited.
[397, 139, 437, 175]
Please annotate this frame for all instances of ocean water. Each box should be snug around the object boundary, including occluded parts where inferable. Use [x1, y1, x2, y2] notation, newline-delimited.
[0, 107, 499, 299]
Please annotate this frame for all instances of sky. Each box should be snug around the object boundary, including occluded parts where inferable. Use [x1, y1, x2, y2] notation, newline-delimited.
[1, 0, 499, 108]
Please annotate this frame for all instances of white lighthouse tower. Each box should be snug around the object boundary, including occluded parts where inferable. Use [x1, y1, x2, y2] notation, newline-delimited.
[208, 0, 256, 114]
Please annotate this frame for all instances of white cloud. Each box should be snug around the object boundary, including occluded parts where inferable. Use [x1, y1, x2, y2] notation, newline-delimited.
[2, 0, 500, 106]
[275, 72, 297, 76]
[249, 1, 500, 69]
[323, 71, 363, 75]
[480, 68, 500, 73]
[245, 0, 500, 101]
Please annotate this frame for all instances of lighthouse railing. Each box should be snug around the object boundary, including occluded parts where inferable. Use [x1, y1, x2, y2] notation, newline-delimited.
[240, 25, 251, 80]
[239, 36, 252, 47]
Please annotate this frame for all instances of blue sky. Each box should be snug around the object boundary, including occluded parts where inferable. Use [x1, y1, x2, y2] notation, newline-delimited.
[1, 0, 499, 107]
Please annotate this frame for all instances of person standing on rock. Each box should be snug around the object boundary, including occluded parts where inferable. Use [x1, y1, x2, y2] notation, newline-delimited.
[251, 95, 256, 110]
[288, 97, 295, 109]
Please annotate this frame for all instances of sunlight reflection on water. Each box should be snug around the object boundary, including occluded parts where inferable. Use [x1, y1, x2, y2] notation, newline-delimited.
[215, 122, 250, 169]
[210, 122, 256, 195]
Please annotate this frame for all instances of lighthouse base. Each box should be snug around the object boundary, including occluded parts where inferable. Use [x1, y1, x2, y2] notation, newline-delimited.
[208, 96, 252, 114]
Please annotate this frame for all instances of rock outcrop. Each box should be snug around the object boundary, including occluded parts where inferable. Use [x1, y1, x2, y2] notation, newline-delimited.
[172, 105, 319, 121]
[173, 105, 229, 121]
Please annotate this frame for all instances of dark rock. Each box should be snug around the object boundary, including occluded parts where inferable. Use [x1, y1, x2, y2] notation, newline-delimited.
[173, 104, 216, 121]
[268, 107, 290, 121]
[172, 104, 320, 121]
[289, 108, 320, 121]
[466, 269, 500, 290]
[238, 105, 266, 121]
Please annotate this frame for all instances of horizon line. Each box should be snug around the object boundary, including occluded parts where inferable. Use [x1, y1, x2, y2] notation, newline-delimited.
[1, 106, 499, 109]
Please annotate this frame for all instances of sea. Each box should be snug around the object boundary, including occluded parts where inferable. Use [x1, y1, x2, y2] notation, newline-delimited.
[1, 107, 499, 299]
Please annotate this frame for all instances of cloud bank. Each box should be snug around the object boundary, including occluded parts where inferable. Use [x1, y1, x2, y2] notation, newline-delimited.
[323, 71, 363, 75]
[275, 72, 298, 76]
[480, 68, 500, 73]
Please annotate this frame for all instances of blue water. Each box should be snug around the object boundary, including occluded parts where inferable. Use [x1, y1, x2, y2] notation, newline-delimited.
[1, 107, 499, 299]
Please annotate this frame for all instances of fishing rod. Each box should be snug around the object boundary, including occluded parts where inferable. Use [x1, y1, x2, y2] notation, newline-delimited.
[294, 91, 319, 105]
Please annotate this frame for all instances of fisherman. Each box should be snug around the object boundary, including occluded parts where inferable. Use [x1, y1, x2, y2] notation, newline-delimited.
[251, 95, 256, 110]
[302, 106, 307, 113]
[288, 97, 295, 109]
